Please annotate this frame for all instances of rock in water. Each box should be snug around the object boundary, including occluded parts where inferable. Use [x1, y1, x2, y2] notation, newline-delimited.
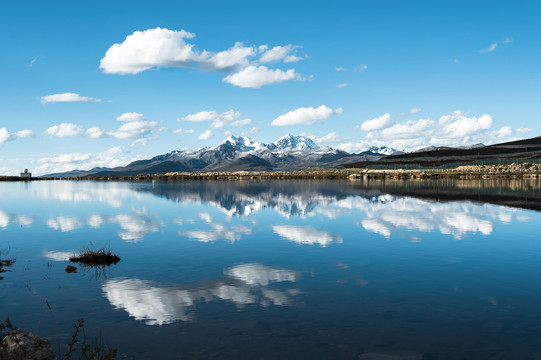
[65, 265, 78, 273]
[1, 329, 56, 360]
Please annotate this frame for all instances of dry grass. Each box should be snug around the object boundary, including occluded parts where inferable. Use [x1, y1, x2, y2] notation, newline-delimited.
[69, 246, 120, 267]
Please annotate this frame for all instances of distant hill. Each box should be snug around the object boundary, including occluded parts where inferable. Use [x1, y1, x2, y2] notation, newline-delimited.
[45, 134, 397, 177]
[342, 136, 541, 168]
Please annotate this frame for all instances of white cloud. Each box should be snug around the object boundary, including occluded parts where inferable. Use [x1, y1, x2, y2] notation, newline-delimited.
[198, 130, 213, 140]
[493, 126, 513, 138]
[335, 67, 347, 71]
[223, 65, 299, 88]
[0, 128, 34, 145]
[100, 28, 198, 75]
[226, 66, 285, 92]
[337, 110, 521, 153]
[85, 126, 108, 139]
[32, 146, 138, 175]
[408, 108, 422, 114]
[100, 27, 303, 88]
[480, 43, 498, 53]
[358, 113, 392, 131]
[317, 132, 348, 145]
[516, 127, 531, 134]
[259, 45, 300, 63]
[502, 37, 513, 44]
[109, 119, 158, 140]
[439, 111, 493, 138]
[46, 123, 84, 138]
[355, 64, 368, 72]
[41, 92, 101, 104]
[172, 128, 195, 134]
[179, 109, 251, 129]
[336, 83, 348, 88]
[117, 112, 145, 122]
[270, 105, 342, 126]
[203, 42, 255, 71]
[86, 112, 157, 141]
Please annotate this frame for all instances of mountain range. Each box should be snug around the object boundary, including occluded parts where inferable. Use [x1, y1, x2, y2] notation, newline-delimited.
[46, 134, 399, 177]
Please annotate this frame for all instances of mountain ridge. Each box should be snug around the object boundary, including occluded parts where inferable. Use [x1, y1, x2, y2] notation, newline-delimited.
[44, 134, 397, 177]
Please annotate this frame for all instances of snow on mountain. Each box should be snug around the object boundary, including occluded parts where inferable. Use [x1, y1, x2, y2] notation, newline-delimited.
[269, 134, 320, 152]
[217, 136, 267, 153]
[367, 146, 399, 156]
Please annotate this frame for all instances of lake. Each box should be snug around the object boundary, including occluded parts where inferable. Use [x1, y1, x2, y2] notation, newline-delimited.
[1, 179, 541, 359]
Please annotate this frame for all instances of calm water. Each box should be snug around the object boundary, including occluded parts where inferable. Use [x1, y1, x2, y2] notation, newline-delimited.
[1, 180, 541, 359]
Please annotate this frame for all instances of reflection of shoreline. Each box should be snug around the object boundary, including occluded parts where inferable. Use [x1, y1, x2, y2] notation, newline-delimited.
[349, 179, 541, 211]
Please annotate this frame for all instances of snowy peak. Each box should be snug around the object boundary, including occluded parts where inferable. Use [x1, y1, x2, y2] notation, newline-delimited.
[368, 146, 399, 156]
[271, 134, 320, 151]
[217, 136, 266, 152]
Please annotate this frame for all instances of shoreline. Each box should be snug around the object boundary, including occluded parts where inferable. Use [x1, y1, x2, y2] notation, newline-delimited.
[2, 162, 541, 182]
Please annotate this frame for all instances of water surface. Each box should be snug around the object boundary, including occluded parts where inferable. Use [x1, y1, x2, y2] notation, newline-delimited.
[1, 180, 541, 359]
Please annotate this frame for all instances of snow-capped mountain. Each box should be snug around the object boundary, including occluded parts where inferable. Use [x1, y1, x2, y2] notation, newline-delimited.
[269, 134, 320, 152]
[367, 146, 401, 156]
[45, 135, 388, 177]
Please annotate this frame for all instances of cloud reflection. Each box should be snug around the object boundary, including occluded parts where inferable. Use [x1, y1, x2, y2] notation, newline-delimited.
[358, 196, 506, 239]
[102, 263, 299, 325]
[272, 225, 343, 247]
[0, 210, 35, 228]
[47, 216, 83, 232]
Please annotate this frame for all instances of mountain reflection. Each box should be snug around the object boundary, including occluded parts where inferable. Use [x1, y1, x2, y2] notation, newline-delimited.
[102, 263, 299, 325]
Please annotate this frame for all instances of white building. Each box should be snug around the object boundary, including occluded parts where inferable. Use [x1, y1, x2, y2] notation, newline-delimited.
[20, 169, 31, 178]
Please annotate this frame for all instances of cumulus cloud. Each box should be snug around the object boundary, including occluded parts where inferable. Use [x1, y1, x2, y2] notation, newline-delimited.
[202, 42, 255, 71]
[46, 123, 84, 138]
[271, 105, 342, 126]
[336, 83, 348, 88]
[316, 132, 349, 145]
[358, 113, 391, 131]
[338, 110, 513, 152]
[222, 65, 299, 88]
[259, 45, 301, 63]
[32, 146, 139, 175]
[100, 28, 198, 74]
[85, 127, 107, 139]
[198, 130, 213, 140]
[85, 112, 158, 142]
[0, 128, 34, 146]
[179, 109, 251, 129]
[41, 92, 101, 104]
[409, 108, 422, 114]
[117, 112, 145, 122]
[100, 27, 302, 88]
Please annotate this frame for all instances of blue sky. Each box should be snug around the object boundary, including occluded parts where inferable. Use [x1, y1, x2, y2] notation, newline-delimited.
[1, 0, 540, 175]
